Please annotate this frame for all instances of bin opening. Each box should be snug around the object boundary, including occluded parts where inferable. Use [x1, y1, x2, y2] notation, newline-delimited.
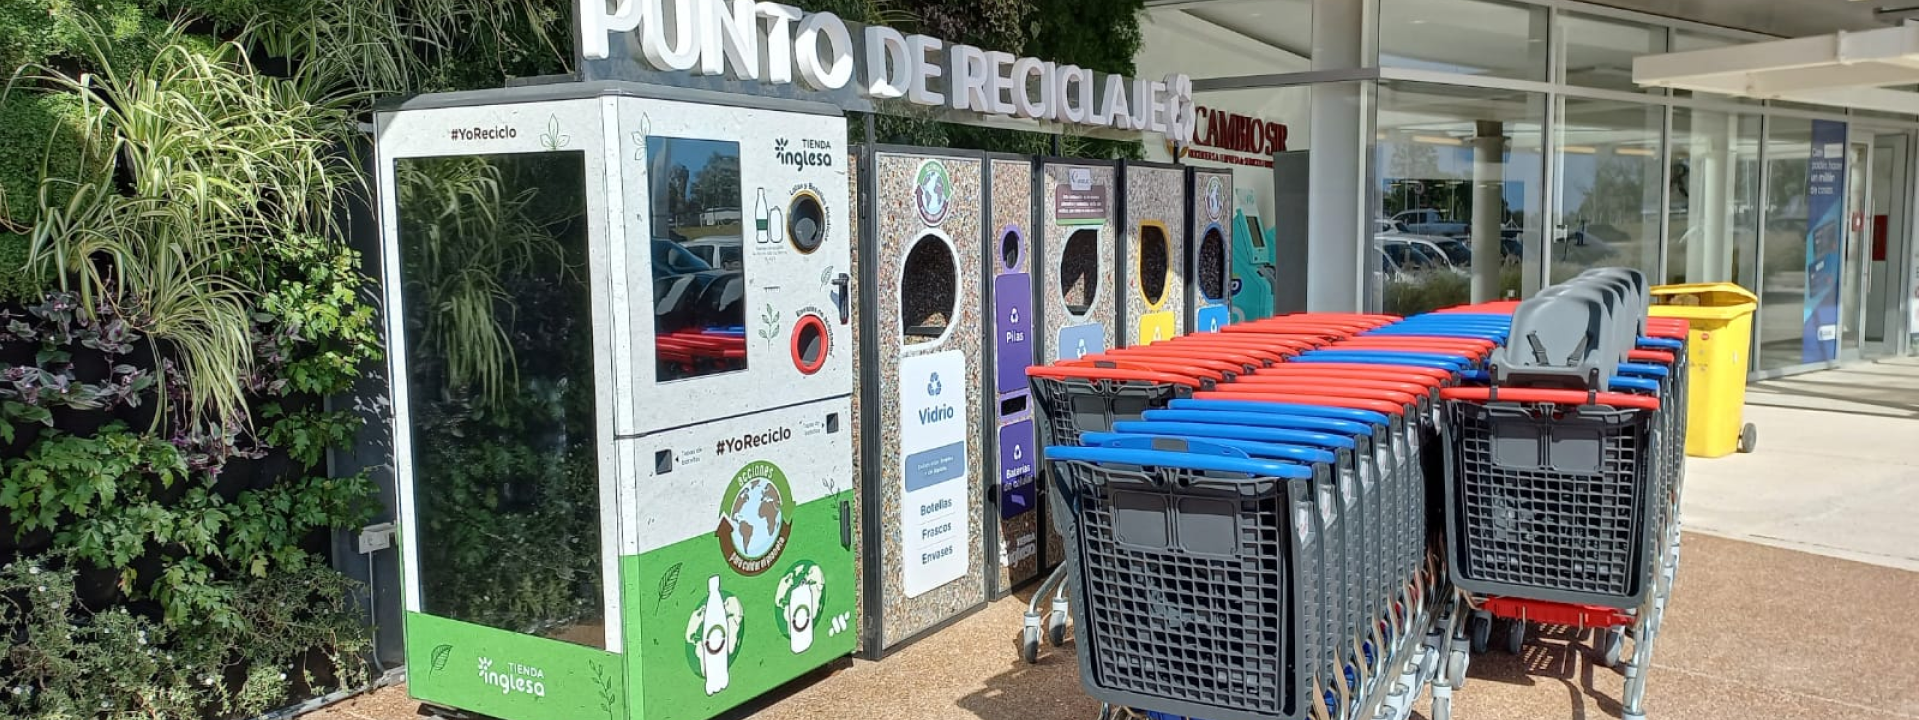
[1198, 226, 1226, 301]
[901, 233, 958, 346]
[1060, 228, 1100, 316]
[1139, 224, 1170, 307]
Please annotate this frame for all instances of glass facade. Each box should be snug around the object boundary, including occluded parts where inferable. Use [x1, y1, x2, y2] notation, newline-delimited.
[1137, 0, 1919, 372]
[1379, 0, 1546, 81]
[1757, 118, 1813, 372]
[1552, 98, 1663, 283]
[1375, 81, 1543, 314]
[1668, 108, 1761, 289]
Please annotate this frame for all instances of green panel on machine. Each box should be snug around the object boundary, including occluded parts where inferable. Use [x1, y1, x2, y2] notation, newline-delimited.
[404, 613, 627, 720]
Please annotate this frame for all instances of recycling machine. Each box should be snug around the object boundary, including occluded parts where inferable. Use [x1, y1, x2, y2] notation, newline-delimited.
[854, 147, 989, 656]
[1188, 169, 1236, 332]
[378, 83, 857, 720]
[1119, 161, 1189, 345]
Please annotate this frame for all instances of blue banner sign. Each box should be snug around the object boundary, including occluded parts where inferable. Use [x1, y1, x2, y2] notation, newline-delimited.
[1803, 120, 1847, 364]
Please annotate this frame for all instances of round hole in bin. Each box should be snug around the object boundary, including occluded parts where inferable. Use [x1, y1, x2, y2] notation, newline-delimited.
[1198, 227, 1226, 300]
[791, 314, 829, 374]
[900, 234, 958, 346]
[1000, 227, 1021, 270]
[1139, 225, 1169, 306]
[1059, 228, 1099, 316]
[787, 192, 826, 254]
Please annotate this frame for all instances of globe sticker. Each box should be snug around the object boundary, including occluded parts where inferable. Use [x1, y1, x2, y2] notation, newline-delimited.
[716, 461, 796, 576]
[915, 160, 953, 227]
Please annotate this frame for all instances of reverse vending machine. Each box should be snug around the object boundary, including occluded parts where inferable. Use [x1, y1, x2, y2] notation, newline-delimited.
[1188, 169, 1236, 332]
[1232, 187, 1278, 322]
[983, 154, 1041, 595]
[1119, 161, 1188, 345]
[378, 84, 857, 720]
[855, 147, 988, 656]
[1034, 158, 1120, 568]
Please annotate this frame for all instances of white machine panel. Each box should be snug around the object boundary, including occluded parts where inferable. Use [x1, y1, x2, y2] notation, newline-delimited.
[614, 98, 852, 438]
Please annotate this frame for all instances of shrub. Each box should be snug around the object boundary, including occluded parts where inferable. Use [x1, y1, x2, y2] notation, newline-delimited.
[0, 555, 370, 719]
[0, 92, 104, 231]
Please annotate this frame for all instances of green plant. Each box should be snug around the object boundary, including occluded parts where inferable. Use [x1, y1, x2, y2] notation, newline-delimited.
[248, 234, 383, 397]
[0, 91, 105, 233]
[1, 424, 184, 543]
[19, 21, 363, 425]
[0, 554, 370, 719]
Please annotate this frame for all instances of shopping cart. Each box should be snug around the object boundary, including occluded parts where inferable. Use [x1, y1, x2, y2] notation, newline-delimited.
[1043, 440, 1328, 720]
[1436, 271, 1688, 720]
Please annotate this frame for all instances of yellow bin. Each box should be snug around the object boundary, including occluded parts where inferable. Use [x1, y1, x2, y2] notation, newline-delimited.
[1649, 283, 1758, 458]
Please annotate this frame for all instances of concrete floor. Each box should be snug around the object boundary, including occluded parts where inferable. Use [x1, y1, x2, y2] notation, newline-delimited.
[304, 360, 1919, 720]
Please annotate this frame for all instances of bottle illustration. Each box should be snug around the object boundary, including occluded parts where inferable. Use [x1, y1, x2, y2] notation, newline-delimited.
[699, 575, 731, 696]
[786, 582, 816, 654]
[775, 560, 826, 655]
[755, 189, 771, 243]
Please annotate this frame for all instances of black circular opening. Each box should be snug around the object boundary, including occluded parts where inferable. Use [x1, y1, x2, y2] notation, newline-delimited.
[1000, 229, 1021, 270]
[1059, 229, 1099, 315]
[788, 194, 826, 253]
[794, 316, 827, 373]
[1198, 227, 1227, 301]
[900, 234, 957, 345]
[1139, 225, 1169, 306]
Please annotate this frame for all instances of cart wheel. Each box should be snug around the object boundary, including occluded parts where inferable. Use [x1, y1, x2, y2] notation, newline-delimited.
[1021, 626, 1042, 664]
[1738, 423, 1757, 453]
[1469, 614, 1491, 654]
[1448, 648, 1469, 689]
[1505, 619, 1525, 655]
[1600, 627, 1625, 668]
[1046, 610, 1069, 647]
[1432, 696, 1452, 720]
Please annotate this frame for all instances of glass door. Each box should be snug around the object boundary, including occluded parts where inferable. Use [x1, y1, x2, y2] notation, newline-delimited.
[1840, 137, 1872, 362]
[1868, 133, 1910, 360]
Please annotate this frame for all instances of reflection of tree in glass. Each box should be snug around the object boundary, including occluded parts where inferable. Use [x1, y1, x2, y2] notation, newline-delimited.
[690, 161, 741, 226]
[397, 156, 577, 408]
[1576, 159, 1647, 228]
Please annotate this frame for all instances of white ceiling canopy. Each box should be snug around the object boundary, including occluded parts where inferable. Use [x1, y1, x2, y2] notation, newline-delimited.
[1635, 22, 1919, 115]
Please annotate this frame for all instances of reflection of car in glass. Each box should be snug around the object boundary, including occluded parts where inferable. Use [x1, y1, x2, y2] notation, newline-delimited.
[1381, 238, 1456, 274]
[654, 238, 714, 279]
[683, 236, 744, 271]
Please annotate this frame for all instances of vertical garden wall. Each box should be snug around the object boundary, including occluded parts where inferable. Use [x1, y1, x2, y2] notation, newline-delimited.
[0, 1, 1145, 717]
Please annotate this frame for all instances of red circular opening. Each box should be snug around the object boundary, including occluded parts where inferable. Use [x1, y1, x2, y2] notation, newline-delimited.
[791, 314, 830, 375]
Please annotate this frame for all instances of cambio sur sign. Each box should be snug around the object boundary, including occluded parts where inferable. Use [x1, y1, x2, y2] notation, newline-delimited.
[579, 0, 1198, 142]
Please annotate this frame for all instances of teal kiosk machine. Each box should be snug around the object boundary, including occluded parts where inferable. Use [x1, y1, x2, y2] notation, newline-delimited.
[377, 83, 858, 720]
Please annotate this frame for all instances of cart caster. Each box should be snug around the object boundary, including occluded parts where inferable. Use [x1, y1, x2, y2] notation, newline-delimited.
[1599, 627, 1625, 668]
[1505, 618, 1525, 655]
[1468, 613, 1491, 654]
[1738, 423, 1757, 453]
[1021, 626, 1042, 664]
[1045, 610, 1069, 647]
[1432, 696, 1453, 720]
[1448, 648, 1469, 689]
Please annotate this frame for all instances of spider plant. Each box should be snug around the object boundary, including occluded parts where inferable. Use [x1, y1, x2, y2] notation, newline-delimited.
[12, 18, 362, 425]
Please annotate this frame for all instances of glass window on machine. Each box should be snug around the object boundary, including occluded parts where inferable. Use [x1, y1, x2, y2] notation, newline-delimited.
[648, 136, 748, 381]
[394, 151, 605, 648]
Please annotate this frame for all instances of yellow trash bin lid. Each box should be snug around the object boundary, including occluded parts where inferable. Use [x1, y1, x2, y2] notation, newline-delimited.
[1650, 282, 1757, 320]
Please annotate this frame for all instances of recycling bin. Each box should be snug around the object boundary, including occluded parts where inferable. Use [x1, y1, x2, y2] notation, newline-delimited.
[1649, 282, 1759, 458]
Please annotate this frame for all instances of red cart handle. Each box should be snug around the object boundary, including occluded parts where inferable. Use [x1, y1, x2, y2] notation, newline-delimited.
[1060, 357, 1227, 384]
[1031, 363, 1205, 388]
